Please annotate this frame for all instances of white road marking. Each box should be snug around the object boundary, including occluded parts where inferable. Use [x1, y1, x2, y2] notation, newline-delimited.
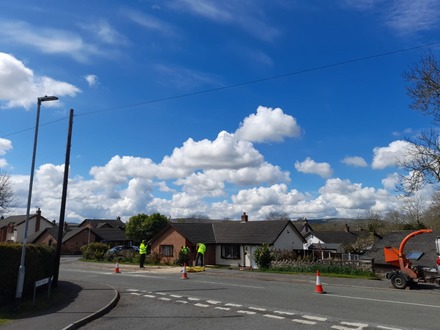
[340, 322, 368, 327]
[130, 292, 142, 296]
[274, 311, 295, 316]
[127, 289, 138, 292]
[156, 292, 166, 295]
[188, 297, 200, 301]
[143, 294, 155, 298]
[207, 300, 222, 304]
[249, 306, 266, 311]
[303, 315, 327, 322]
[293, 319, 316, 325]
[170, 294, 182, 298]
[263, 314, 285, 320]
[377, 326, 402, 330]
[176, 300, 188, 304]
[195, 303, 210, 308]
[237, 310, 256, 315]
[159, 297, 171, 301]
[332, 321, 369, 330]
[225, 303, 242, 307]
[215, 307, 231, 311]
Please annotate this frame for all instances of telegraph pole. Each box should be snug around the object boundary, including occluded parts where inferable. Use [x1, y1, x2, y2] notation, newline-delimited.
[53, 109, 74, 287]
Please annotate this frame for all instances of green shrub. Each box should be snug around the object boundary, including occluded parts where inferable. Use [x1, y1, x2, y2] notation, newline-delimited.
[80, 242, 108, 260]
[253, 244, 274, 269]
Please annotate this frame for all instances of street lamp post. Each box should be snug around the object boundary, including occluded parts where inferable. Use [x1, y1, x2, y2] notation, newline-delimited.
[15, 95, 58, 306]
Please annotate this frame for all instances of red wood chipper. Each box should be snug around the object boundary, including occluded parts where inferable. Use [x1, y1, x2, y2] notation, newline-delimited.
[383, 229, 440, 289]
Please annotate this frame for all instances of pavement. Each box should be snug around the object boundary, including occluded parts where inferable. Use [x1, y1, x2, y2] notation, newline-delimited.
[2, 279, 119, 330]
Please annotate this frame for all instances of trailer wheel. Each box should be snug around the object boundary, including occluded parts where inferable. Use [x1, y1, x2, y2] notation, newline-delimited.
[391, 273, 408, 289]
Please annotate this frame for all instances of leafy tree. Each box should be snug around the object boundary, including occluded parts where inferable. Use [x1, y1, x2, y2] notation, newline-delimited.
[399, 52, 440, 193]
[0, 171, 14, 216]
[125, 213, 169, 245]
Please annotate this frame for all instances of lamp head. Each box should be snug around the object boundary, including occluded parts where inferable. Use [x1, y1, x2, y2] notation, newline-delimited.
[38, 95, 58, 102]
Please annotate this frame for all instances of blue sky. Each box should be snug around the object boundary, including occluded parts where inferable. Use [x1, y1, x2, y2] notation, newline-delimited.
[1, 0, 439, 223]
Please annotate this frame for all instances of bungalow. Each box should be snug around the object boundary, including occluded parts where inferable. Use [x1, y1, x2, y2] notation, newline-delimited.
[0, 208, 54, 243]
[150, 212, 306, 268]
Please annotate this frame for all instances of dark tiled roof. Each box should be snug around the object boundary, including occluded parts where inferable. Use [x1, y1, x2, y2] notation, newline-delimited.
[27, 227, 59, 243]
[0, 213, 51, 227]
[171, 223, 216, 244]
[92, 227, 128, 242]
[213, 220, 302, 244]
[168, 220, 305, 245]
[362, 230, 440, 267]
[79, 219, 125, 229]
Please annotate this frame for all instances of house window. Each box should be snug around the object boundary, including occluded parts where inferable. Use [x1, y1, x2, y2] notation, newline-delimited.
[159, 245, 173, 256]
[221, 244, 240, 259]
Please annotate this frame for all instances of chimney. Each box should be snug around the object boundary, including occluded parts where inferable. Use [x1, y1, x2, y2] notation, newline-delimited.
[344, 223, 350, 232]
[241, 212, 248, 223]
[35, 208, 41, 232]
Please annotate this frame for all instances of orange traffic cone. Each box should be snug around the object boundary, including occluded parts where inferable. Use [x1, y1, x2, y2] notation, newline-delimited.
[315, 270, 325, 294]
[115, 259, 120, 273]
[181, 263, 188, 279]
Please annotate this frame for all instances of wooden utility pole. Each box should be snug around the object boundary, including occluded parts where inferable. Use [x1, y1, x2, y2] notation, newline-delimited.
[53, 109, 74, 287]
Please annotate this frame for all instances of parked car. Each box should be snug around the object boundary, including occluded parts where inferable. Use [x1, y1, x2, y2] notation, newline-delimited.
[106, 245, 139, 256]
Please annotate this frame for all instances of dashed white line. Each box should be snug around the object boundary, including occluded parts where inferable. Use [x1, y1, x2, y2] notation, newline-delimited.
[274, 311, 295, 316]
[195, 303, 210, 308]
[207, 300, 222, 304]
[249, 306, 266, 311]
[159, 297, 171, 301]
[215, 306, 231, 311]
[332, 321, 369, 330]
[143, 294, 155, 298]
[303, 315, 327, 322]
[176, 300, 188, 304]
[188, 297, 200, 301]
[293, 319, 316, 325]
[170, 294, 182, 298]
[225, 303, 242, 307]
[263, 314, 285, 320]
[130, 292, 142, 296]
[237, 310, 256, 315]
[341, 321, 368, 328]
[377, 326, 402, 330]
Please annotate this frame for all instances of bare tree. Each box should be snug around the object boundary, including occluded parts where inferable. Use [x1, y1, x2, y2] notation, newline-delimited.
[398, 53, 440, 194]
[0, 171, 14, 215]
[401, 195, 426, 225]
[404, 52, 440, 121]
[265, 211, 290, 221]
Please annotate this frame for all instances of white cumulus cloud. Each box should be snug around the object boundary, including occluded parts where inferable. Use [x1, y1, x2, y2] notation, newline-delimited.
[235, 106, 302, 143]
[295, 157, 333, 178]
[342, 156, 368, 167]
[0, 52, 81, 109]
[372, 140, 412, 169]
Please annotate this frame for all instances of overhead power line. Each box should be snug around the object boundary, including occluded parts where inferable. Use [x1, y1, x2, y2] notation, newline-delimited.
[2, 40, 440, 139]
